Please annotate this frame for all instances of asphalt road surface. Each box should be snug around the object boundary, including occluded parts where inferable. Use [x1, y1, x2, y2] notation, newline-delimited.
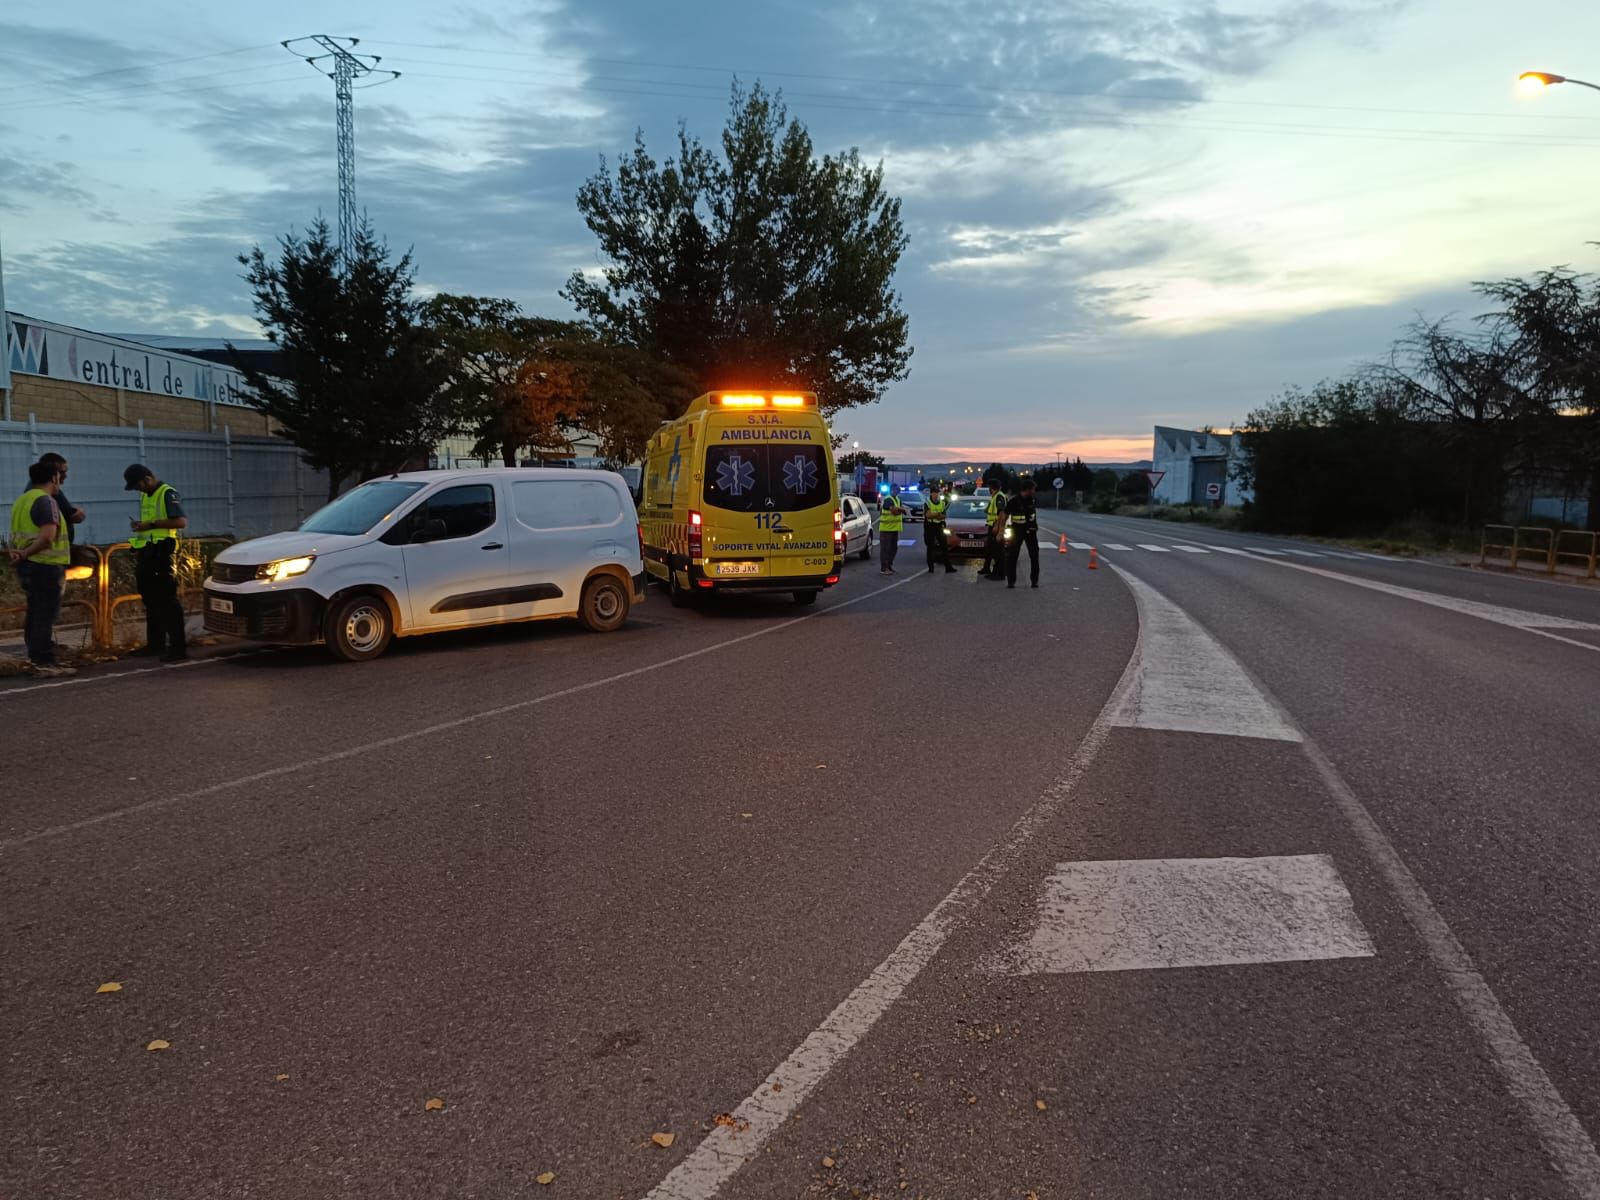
[5, 513, 1600, 1199]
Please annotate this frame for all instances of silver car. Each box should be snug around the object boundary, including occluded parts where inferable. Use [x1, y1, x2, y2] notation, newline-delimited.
[839, 494, 875, 560]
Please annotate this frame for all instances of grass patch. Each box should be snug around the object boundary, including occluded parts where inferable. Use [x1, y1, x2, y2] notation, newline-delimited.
[1114, 503, 1246, 530]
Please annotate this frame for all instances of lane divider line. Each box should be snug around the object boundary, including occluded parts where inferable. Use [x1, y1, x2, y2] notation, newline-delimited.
[640, 597, 1147, 1200]
[0, 575, 922, 853]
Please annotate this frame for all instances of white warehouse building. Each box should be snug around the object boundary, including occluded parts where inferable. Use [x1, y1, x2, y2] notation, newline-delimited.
[1150, 426, 1253, 507]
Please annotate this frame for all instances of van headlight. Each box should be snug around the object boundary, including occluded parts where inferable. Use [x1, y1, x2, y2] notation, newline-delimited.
[257, 555, 315, 583]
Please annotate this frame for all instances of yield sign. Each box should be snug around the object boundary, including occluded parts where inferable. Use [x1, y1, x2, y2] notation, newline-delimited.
[1144, 470, 1166, 489]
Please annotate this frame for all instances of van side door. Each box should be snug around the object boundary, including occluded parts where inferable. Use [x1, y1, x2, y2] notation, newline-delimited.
[504, 477, 631, 619]
[383, 481, 510, 630]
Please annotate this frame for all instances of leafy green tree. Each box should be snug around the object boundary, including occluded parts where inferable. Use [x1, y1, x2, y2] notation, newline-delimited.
[566, 81, 912, 421]
[836, 448, 887, 472]
[233, 219, 454, 499]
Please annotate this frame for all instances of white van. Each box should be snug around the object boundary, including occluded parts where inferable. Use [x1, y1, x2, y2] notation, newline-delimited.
[203, 468, 644, 661]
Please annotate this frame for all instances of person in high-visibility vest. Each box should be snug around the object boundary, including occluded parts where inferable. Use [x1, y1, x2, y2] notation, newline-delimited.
[124, 464, 190, 661]
[7, 461, 75, 676]
[981, 485, 1008, 579]
[877, 490, 904, 575]
[1004, 476, 1041, 589]
[924, 484, 955, 574]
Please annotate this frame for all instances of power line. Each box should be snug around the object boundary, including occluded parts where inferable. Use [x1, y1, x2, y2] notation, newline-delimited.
[0, 42, 281, 97]
[2, 61, 315, 114]
[283, 35, 400, 266]
[363, 38, 1600, 126]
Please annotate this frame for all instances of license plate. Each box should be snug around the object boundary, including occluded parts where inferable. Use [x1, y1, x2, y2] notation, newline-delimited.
[209, 596, 235, 614]
[715, 562, 761, 576]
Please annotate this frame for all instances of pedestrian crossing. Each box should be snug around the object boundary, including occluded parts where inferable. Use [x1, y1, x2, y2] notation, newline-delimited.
[1041, 535, 1395, 562]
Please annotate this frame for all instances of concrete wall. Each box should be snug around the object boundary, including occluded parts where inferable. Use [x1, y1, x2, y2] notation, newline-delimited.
[7, 373, 274, 436]
[1151, 426, 1252, 507]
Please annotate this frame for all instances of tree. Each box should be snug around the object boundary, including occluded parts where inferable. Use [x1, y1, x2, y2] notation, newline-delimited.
[233, 219, 454, 499]
[1069, 458, 1095, 493]
[836, 448, 886, 472]
[427, 296, 698, 468]
[1117, 470, 1151, 502]
[566, 81, 912, 423]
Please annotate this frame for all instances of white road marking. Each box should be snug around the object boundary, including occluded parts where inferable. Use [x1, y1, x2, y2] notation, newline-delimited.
[1245, 546, 1287, 556]
[0, 574, 925, 852]
[1175, 545, 1210, 554]
[1105, 543, 1132, 551]
[1136, 544, 1170, 553]
[1282, 549, 1324, 558]
[1244, 555, 1600, 652]
[1110, 565, 1600, 1196]
[0, 649, 275, 699]
[987, 855, 1374, 975]
[1109, 568, 1301, 742]
[1069, 541, 1094, 550]
[640, 602, 1148, 1200]
[1212, 546, 1252, 556]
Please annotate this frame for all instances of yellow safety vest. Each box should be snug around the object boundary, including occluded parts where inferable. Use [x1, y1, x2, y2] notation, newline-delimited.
[878, 500, 904, 533]
[986, 493, 1006, 522]
[926, 496, 948, 522]
[9, 488, 70, 566]
[130, 484, 178, 548]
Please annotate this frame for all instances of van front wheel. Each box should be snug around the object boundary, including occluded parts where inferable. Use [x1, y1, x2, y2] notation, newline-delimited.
[324, 594, 392, 662]
[581, 575, 630, 633]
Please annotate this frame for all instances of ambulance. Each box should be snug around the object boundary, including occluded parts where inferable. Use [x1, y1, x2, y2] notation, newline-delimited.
[641, 390, 843, 606]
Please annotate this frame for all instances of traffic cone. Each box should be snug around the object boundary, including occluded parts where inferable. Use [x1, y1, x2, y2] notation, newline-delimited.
[1058, 532, 1069, 554]
[1088, 547, 1099, 570]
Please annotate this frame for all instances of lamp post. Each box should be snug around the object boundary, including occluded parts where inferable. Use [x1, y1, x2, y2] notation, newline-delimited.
[1518, 70, 1600, 96]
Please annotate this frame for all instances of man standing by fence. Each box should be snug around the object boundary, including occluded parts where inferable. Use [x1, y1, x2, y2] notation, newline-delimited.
[124, 464, 189, 662]
[7, 461, 75, 677]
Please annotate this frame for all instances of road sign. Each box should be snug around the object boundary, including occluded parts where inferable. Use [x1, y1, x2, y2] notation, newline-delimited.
[1052, 477, 1065, 490]
[1205, 482, 1222, 500]
[1145, 470, 1165, 489]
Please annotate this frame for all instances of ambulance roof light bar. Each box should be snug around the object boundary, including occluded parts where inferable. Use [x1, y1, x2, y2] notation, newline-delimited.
[713, 392, 815, 407]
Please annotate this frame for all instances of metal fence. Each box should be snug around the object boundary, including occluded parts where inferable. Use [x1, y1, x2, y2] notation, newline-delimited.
[1, 416, 328, 540]
[1481, 524, 1600, 580]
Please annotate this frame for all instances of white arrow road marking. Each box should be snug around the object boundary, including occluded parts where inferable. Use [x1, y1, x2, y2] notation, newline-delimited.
[1110, 568, 1302, 742]
[985, 855, 1374, 975]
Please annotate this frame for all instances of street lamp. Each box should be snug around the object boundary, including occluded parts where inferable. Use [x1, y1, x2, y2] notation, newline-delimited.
[1518, 70, 1600, 95]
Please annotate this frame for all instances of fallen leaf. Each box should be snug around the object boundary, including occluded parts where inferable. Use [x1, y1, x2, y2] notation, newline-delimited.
[741, 813, 753, 819]
[1035, 1099, 1047, 1111]
[96, 982, 123, 994]
[770, 1082, 782, 1093]
[275, 1074, 290, 1082]
[1027, 1193, 1040, 1200]
[712, 1112, 751, 1133]
[424, 1097, 445, 1112]
[966, 1094, 977, 1105]
[651, 1132, 675, 1148]
[822, 1156, 836, 1169]
[535, 1171, 556, 1185]
[146, 1039, 170, 1052]
[813, 763, 827, 769]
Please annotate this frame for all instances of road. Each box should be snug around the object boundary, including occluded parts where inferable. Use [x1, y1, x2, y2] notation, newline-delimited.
[5, 512, 1600, 1199]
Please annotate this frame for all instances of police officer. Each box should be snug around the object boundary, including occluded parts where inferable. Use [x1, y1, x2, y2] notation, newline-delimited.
[1005, 476, 1041, 589]
[124, 464, 189, 661]
[877, 490, 904, 574]
[7, 461, 75, 676]
[981, 483, 1008, 579]
[924, 483, 956, 574]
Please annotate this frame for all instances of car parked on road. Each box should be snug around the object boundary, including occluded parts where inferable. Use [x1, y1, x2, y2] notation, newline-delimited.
[942, 496, 994, 557]
[203, 468, 644, 661]
[840, 494, 875, 560]
[897, 491, 927, 521]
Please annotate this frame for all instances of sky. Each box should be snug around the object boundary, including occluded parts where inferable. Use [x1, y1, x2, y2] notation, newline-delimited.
[3, 1, 1599, 463]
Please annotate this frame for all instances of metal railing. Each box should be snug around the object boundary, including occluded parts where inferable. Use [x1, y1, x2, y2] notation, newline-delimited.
[1481, 525, 1598, 579]
[4, 537, 234, 651]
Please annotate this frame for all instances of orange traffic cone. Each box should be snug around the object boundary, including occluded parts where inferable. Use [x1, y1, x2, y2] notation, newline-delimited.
[1088, 547, 1099, 570]
[1058, 532, 1069, 554]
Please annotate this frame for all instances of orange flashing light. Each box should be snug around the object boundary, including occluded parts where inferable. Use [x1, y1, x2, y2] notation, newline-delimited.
[717, 394, 767, 407]
[770, 395, 806, 407]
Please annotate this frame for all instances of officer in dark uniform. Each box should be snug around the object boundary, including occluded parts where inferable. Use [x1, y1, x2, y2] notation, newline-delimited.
[1004, 476, 1040, 589]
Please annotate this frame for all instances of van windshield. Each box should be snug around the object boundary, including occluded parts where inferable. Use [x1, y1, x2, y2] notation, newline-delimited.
[300, 481, 425, 535]
[703, 445, 832, 513]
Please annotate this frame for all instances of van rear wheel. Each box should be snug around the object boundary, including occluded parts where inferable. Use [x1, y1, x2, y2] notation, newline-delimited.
[793, 590, 819, 606]
[324, 593, 392, 662]
[580, 574, 630, 633]
[669, 568, 693, 608]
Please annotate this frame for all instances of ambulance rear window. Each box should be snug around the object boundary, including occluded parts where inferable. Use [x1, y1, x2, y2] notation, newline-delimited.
[703, 445, 831, 513]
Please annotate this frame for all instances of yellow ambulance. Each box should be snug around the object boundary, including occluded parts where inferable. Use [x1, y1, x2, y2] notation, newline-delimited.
[641, 390, 842, 606]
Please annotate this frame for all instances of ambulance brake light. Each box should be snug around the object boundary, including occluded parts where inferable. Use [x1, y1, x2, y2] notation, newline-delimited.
[688, 510, 703, 558]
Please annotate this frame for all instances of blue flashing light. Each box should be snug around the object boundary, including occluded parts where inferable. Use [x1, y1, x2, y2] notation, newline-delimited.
[879, 482, 890, 494]
[905, 485, 919, 492]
